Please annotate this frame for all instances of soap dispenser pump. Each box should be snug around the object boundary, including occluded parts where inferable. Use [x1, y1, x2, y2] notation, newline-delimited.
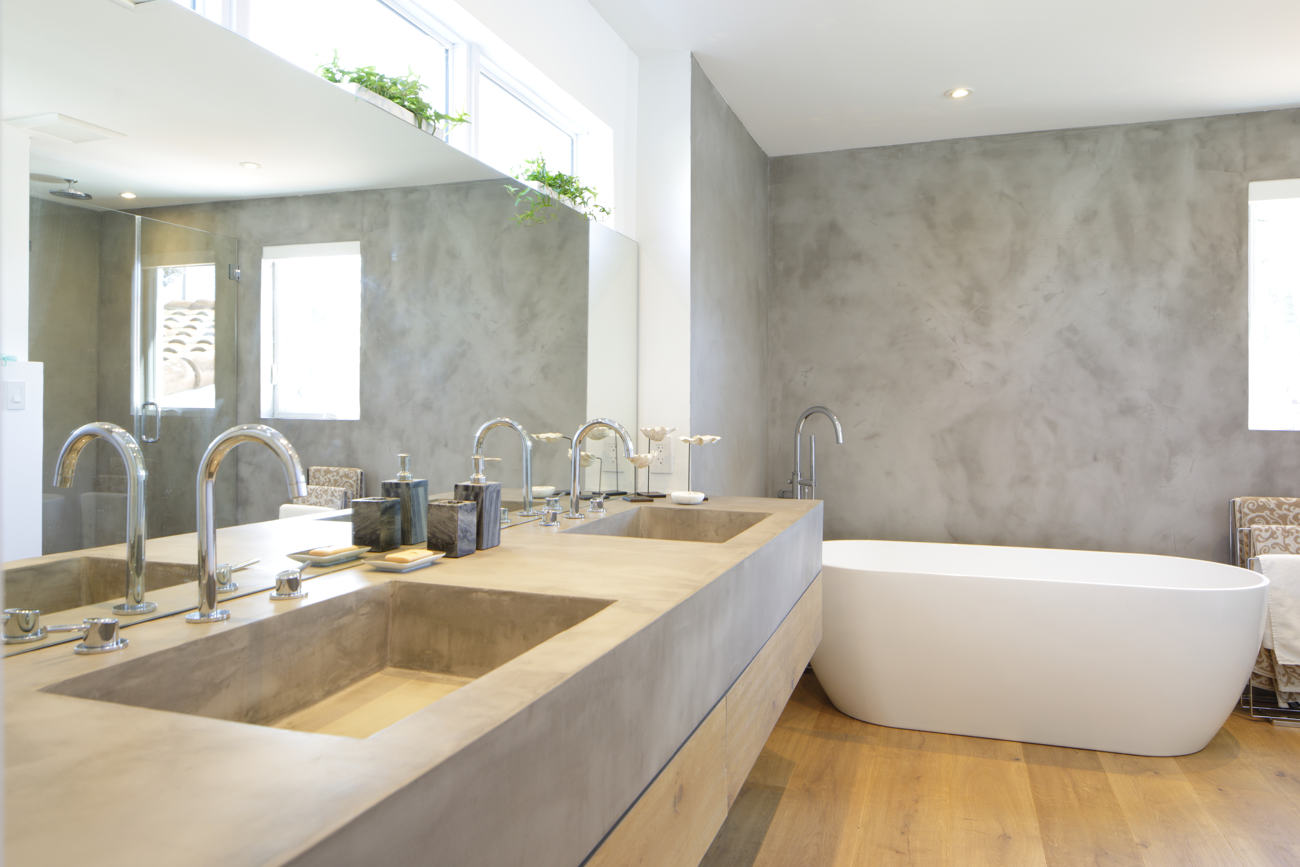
[381, 453, 429, 545]
[454, 455, 502, 550]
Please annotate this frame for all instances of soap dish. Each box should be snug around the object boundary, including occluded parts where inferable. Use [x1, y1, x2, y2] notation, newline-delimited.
[368, 552, 445, 572]
[288, 545, 367, 566]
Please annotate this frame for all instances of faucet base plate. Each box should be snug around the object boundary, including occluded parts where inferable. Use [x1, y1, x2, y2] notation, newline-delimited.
[186, 609, 230, 624]
[74, 637, 128, 654]
[112, 600, 158, 616]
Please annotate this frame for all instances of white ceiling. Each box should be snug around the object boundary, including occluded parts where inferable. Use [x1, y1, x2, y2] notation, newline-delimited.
[588, 0, 1300, 156]
[2, 0, 503, 209]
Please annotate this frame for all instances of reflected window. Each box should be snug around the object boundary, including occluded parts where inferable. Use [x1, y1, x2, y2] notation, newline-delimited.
[1249, 180, 1300, 430]
[475, 69, 575, 176]
[260, 242, 361, 421]
[152, 264, 217, 410]
[171, 0, 453, 115]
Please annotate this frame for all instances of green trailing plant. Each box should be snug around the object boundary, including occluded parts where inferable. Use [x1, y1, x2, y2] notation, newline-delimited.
[318, 53, 469, 133]
[506, 156, 611, 224]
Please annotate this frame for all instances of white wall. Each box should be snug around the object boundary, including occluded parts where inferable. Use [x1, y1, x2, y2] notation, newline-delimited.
[1, 124, 29, 360]
[3, 114, 43, 566]
[635, 53, 692, 492]
[1, 361, 43, 560]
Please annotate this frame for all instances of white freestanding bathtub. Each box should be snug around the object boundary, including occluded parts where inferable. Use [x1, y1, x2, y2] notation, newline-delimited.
[811, 540, 1268, 756]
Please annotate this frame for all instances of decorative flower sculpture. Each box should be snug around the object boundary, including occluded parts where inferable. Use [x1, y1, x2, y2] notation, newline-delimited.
[533, 432, 566, 443]
[567, 448, 597, 468]
[627, 453, 654, 468]
[678, 434, 722, 446]
[640, 426, 676, 443]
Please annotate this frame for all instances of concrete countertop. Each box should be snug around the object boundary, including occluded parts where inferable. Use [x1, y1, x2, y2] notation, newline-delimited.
[4, 496, 822, 865]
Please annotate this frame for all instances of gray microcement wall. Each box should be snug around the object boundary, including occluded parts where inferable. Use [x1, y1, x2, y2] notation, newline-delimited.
[767, 108, 1300, 560]
[689, 59, 770, 497]
[146, 180, 588, 523]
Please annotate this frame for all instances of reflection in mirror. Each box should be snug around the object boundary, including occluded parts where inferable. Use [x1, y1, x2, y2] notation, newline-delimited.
[4, 0, 638, 648]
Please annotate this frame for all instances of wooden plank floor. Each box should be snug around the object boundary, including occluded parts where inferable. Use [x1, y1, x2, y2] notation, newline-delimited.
[701, 671, 1300, 866]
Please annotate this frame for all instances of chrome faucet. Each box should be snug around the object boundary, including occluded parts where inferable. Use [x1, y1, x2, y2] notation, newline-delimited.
[473, 417, 539, 517]
[566, 418, 635, 519]
[792, 405, 844, 500]
[53, 422, 154, 615]
[188, 424, 306, 623]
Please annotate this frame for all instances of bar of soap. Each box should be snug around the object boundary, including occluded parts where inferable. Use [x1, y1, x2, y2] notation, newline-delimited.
[308, 545, 357, 557]
[384, 549, 429, 564]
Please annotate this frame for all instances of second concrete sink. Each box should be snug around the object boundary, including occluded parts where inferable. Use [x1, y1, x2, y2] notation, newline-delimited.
[565, 506, 769, 544]
[4, 557, 198, 615]
[45, 581, 613, 738]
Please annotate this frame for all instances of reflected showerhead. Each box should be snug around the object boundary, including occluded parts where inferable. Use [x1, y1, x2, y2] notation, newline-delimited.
[50, 179, 92, 200]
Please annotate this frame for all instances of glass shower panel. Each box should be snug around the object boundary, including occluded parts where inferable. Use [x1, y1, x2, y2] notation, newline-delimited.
[135, 217, 240, 540]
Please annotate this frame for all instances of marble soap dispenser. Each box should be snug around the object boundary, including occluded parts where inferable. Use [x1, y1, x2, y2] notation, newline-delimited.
[454, 455, 502, 550]
[381, 453, 428, 545]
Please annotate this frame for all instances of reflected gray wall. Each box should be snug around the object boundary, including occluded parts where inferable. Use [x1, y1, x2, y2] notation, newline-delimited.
[146, 180, 588, 521]
[30, 199, 100, 551]
[689, 59, 769, 497]
[768, 108, 1300, 560]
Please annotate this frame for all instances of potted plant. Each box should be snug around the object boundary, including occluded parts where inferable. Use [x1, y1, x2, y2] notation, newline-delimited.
[507, 155, 611, 224]
[318, 54, 469, 139]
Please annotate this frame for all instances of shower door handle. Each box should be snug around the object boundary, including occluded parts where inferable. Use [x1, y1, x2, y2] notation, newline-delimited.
[140, 401, 161, 444]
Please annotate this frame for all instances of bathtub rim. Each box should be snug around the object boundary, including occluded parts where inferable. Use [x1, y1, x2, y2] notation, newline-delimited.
[823, 538, 1268, 593]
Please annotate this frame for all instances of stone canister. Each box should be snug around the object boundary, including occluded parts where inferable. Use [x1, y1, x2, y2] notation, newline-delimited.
[351, 496, 402, 552]
[380, 453, 428, 545]
[427, 499, 478, 558]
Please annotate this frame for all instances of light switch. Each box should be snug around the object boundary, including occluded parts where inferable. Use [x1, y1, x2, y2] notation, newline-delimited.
[4, 381, 25, 411]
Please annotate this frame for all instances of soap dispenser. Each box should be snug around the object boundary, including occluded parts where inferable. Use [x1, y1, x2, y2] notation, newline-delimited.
[381, 453, 429, 545]
[454, 455, 502, 550]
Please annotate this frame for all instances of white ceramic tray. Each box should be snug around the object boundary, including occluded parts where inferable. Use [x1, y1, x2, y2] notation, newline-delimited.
[287, 545, 367, 566]
[367, 552, 445, 572]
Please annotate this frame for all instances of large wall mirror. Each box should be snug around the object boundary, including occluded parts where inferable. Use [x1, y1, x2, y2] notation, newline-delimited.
[3, 0, 637, 635]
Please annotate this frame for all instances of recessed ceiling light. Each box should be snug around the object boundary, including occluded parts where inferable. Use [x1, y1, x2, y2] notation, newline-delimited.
[119, 192, 137, 199]
[239, 161, 262, 170]
[945, 87, 973, 100]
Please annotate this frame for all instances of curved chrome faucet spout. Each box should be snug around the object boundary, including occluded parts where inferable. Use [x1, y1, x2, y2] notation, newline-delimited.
[473, 417, 537, 516]
[793, 405, 844, 500]
[188, 424, 307, 623]
[566, 419, 635, 519]
[53, 422, 153, 615]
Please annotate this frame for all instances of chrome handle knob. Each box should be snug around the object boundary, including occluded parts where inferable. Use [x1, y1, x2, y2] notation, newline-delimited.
[74, 617, 128, 654]
[270, 568, 306, 600]
[3, 608, 47, 644]
[589, 493, 607, 514]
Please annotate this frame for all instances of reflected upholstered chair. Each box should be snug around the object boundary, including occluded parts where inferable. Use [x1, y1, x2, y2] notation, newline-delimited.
[1230, 496, 1300, 567]
[307, 466, 364, 501]
[1236, 507, 1300, 706]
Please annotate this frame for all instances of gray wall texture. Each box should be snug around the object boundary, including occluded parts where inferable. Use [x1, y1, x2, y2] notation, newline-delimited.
[146, 180, 588, 522]
[689, 59, 770, 497]
[29, 198, 101, 551]
[767, 108, 1300, 560]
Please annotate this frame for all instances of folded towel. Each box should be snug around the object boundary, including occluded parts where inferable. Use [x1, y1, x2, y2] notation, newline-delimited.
[1257, 554, 1300, 665]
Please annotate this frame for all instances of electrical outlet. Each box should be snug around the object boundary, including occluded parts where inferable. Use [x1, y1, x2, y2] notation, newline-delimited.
[650, 440, 673, 474]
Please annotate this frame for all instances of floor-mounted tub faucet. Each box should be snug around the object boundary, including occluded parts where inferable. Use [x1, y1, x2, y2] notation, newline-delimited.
[792, 405, 844, 500]
[53, 422, 154, 615]
[473, 417, 539, 517]
[566, 419, 635, 519]
[188, 424, 306, 623]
